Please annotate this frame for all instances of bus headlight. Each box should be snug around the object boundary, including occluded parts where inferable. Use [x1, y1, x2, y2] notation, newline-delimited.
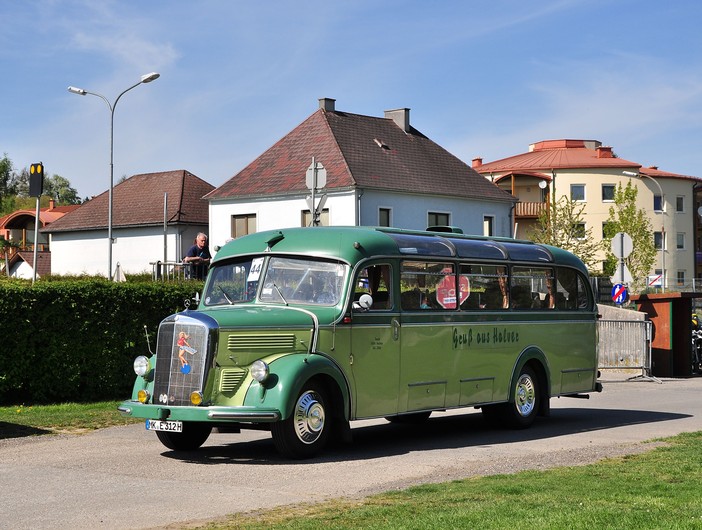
[190, 392, 203, 406]
[134, 356, 150, 377]
[250, 360, 269, 382]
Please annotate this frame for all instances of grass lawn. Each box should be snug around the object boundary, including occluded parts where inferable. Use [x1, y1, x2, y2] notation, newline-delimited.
[0, 401, 140, 438]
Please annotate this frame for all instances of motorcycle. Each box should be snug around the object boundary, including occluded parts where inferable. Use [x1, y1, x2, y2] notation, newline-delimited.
[692, 314, 702, 374]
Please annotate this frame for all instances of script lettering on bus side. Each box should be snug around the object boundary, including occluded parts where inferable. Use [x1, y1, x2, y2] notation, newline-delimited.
[452, 327, 520, 349]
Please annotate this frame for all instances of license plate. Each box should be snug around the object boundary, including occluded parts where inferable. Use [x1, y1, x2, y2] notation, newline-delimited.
[146, 419, 183, 432]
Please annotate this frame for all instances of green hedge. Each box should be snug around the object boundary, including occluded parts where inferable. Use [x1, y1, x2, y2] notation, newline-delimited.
[0, 280, 202, 405]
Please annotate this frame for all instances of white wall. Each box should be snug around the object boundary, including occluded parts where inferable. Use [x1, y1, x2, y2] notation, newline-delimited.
[50, 225, 205, 276]
[359, 191, 513, 236]
[208, 192, 357, 249]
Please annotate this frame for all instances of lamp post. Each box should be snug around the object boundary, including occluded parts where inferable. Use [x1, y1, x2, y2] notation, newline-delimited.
[68, 72, 160, 279]
[623, 170, 666, 292]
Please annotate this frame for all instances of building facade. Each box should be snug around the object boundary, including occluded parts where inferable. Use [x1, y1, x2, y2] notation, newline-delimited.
[474, 139, 701, 289]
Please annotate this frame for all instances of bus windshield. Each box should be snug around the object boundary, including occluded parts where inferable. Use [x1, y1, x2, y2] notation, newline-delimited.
[203, 256, 347, 306]
[260, 257, 347, 305]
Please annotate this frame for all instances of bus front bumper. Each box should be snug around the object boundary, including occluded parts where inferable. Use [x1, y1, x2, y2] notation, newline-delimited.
[118, 401, 281, 423]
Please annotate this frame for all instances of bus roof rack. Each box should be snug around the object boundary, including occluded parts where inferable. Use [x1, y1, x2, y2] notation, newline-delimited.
[426, 225, 464, 234]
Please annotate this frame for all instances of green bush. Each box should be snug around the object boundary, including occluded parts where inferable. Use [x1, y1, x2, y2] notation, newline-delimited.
[0, 279, 202, 405]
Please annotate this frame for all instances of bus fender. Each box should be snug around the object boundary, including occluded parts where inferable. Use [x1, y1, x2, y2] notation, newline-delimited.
[510, 347, 552, 416]
[242, 353, 350, 422]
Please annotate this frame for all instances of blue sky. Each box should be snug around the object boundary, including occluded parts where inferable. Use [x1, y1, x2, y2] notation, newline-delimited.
[2, 0, 702, 199]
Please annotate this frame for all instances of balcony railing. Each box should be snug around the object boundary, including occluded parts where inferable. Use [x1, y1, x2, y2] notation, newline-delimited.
[515, 201, 547, 219]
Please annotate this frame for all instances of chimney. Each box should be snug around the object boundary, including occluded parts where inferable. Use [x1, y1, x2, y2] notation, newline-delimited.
[49, 198, 55, 209]
[596, 146, 613, 158]
[319, 98, 336, 112]
[384, 108, 410, 133]
[472, 157, 483, 168]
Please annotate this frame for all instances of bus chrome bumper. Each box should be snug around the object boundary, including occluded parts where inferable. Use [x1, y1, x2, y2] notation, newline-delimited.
[118, 401, 281, 423]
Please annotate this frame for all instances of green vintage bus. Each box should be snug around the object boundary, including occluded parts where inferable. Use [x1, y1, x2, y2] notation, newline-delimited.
[119, 226, 601, 458]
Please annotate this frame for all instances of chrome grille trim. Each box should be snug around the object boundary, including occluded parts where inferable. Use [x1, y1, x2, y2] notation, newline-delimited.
[220, 368, 247, 393]
[227, 333, 296, 351]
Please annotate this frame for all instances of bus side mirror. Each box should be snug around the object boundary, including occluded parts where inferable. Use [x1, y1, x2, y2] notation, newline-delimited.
[352, 293, 373, 312]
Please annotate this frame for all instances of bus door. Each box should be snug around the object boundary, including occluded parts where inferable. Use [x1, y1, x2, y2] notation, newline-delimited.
[350, 263, 400, 418]
[398, 261, 461, 413]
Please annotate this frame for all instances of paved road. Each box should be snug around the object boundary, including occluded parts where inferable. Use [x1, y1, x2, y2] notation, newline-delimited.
[1, 373, 701, 530]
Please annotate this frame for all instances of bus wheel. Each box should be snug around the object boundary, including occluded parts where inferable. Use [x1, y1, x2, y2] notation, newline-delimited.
[482, 366, 540, 429]
[155, 422, 212, 451]
[385, 411, 431, 424]
[506, 366, 539, 428]
[271, 383, 330, 459]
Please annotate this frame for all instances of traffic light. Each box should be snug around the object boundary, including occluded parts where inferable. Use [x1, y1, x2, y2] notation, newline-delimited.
[29, 162, 44, 197]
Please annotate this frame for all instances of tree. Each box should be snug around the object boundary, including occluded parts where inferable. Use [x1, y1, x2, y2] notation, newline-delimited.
[0, 154, 19, 213]
[526, 195, 605, 272]
[44, 174, 81, 205]
[602, 182, 656, 293]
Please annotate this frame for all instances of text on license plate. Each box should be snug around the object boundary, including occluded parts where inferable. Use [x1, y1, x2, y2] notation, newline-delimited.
[146, 419, 183, 432]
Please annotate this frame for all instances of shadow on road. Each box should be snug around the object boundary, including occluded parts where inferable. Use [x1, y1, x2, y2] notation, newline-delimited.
[161, 406, 690, 465]
[0, 421, 52, 440]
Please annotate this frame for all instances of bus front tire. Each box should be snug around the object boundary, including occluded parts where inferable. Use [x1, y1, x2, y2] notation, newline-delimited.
[271, 382, 330, 459]
[482, 365, 540, 429]
[155, 422, 212, 451]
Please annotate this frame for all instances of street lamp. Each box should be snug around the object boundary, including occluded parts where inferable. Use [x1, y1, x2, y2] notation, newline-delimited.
[68, 72, 160, 279]
[623, 170, 666, 292]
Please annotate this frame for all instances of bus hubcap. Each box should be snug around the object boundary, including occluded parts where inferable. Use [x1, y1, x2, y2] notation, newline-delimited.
[515, 375, 536, 417]
[293, 390, 326, 444]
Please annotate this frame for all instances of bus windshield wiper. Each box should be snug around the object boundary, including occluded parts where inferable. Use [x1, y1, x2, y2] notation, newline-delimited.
[273, 283, 289, 306]
[218, 286, 234, 305]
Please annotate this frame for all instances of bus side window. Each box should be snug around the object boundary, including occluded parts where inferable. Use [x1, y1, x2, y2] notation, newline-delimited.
[356, 264, 392, 310]
[459, 264, 507, 310]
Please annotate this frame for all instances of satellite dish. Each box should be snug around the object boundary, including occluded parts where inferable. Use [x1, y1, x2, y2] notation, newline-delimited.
[538, 180, 547, 189]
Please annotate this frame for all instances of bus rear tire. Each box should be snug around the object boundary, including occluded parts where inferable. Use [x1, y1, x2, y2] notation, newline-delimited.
[271, 382, 330, 459]
[482, 365, 540, 429]
[155, 422, 212, 451]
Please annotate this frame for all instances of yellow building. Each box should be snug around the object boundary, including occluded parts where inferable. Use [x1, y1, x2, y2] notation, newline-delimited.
[474, 139, 702, 290]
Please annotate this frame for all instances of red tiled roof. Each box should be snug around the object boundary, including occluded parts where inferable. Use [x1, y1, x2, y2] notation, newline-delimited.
[11, 251, 51, 277]
[44, 170, 214, 233]
[476, 139, 640, 173]
[206, 107, 513, 203]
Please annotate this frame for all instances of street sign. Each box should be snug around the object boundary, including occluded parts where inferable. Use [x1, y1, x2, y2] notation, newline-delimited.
[610, 263, 633, 285]
[648, 274, 663, 287]
[611, 283, 628, 304]
[611, 232, 633, 258]
[305, 160, 327, 190]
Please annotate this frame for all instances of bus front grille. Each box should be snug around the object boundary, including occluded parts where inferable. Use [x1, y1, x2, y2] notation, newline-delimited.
[152, 319, 210, 407]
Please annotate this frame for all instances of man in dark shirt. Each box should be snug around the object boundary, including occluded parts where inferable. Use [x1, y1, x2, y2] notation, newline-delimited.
[184, 232, 212, 280]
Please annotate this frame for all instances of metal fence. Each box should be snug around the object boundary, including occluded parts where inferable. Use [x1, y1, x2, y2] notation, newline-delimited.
[597, 319, 660, 382]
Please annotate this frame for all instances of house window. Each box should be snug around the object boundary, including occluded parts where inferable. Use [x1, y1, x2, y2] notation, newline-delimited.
[677, 232, 685, 250]
[572, 222, 586, 240]
[483, 216, 494, 237]
[302, 208, 329, 226]
[379, 208, 391, 227]
[570, 184, 585, 202]
[602, 184, 615, 202]
[677, 270, 686, 286]
[654, 231, 666, 250]
[653, 194, 664, 212]
[676, 196, 684, 213]
[428, 212, 450, 227]
[231, 214, 256, 239]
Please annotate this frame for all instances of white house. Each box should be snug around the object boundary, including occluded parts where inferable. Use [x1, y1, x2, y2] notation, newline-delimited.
[205, 98, 516, 248]
[43, 170, 214, 277]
